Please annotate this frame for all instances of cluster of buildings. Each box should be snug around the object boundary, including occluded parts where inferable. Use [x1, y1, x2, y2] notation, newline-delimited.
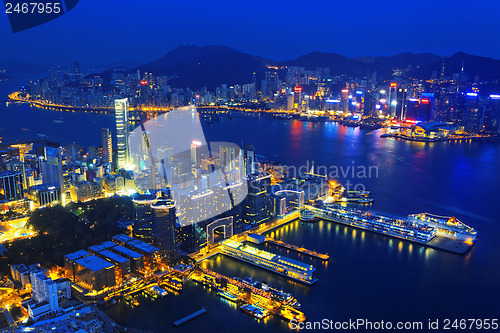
[10, 263, 88, 321]
[17, 60, 500, 134]
[63, 234, 160, 294]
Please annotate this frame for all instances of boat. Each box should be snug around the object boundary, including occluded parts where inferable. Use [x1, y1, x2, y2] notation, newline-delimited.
[217, 290, 239, 302]
[358, 198, 373, 204]
[240, 304, 269, 319]
[151, 285, 168, 297]
[359, 123, 382, 130]
[300, 209, 318, 222]
[233, 276, 299, 307]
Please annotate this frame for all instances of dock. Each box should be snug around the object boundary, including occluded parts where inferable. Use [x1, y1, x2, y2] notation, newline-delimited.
[265, 238, 329, 260]
[173, 308, 207, 327]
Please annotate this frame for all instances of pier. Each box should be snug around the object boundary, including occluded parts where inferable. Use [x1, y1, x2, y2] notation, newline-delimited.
[265, 238, 329, 260]
[173, 308, 207, 327]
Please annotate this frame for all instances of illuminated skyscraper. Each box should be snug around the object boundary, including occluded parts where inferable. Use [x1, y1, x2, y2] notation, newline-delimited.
[151, 199, 177, 260]
[101, 128, 112, 165]
[190, 140, 202, 167]
[115, 98, 129, 169]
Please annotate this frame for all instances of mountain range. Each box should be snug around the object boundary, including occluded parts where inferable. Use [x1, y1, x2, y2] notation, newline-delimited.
[137, 45, 500, 90]
[3, 45, 500, 89]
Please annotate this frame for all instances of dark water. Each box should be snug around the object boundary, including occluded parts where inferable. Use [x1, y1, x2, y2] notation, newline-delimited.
[1, 79, 500, 332]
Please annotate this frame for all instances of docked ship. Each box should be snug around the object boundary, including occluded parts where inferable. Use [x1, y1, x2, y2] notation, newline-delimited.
[309, 204, 478, 250]
[311, 204, 437, 243]
[217, 290, 239, 302]
[240, 304, 269, 319]
[221, 240, 317, 285]
[233, 276, 301, 308]
[151, 286, 168, 297]
[408, 213, 477, 243]
[300, 209, 318, 222]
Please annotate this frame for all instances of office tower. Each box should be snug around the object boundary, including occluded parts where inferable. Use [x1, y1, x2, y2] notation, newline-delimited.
[101, 128, 112, 165]
[462, 93, 482, 132]
[115, 98, 130, 169]
[132, 194, 157, 244]
[73, 61, 80, 79]
[40, 146, 64, 190]
[485, 95, 500, 133]
[243, 173, 272, 226]
[396, 88, 408, 121]
[151, 199, 177, 260]
[219, 145, 239, 172]
[190, 140, 202, 167]
[242, 144, 256, 176]
[5, 159, 26, 190]
[64, 142, 80, 162]
[0, 170, 24, 203]
[388, 83, 398, 118]
[264, 71, 279, 97]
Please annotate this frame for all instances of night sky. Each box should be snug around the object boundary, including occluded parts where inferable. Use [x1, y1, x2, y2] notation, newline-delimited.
[1, 0, 500, 67]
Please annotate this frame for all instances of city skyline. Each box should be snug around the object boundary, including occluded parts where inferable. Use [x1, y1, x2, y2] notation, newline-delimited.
[1, 2, 499, 332]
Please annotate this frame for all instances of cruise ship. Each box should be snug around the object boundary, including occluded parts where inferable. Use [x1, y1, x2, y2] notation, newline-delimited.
[221, 240, 317, 285]
[309, 204, 477, 252]
[311, 204, 437, 243]
[408, 213, 477, 243]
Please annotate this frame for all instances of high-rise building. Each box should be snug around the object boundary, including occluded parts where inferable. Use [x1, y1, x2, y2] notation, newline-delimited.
[28, 270, 71, 320]
[243, 173, 272, 227]
[132, 194, 157, 244]
[115, 98, 130, 169]
[0, 170, 24, 203]
[242, 144, 256, 176]
[151, 199, 177, 260]
[220, 145, 239, 172]
[190, 140, 202, 167]
[73, 61, 80, 79]
[40, 146, 64, 190]
[101, 128, 113, 165]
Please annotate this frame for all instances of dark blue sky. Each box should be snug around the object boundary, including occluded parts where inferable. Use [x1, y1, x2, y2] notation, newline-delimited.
[1, 0, 500, 67]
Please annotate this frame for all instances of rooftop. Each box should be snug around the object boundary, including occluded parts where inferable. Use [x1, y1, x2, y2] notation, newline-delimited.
[74, 255, 114, 272]
[126, 239, 160, 254]
[98, 250, 128, 264]
[64, 250, 90, 261]
[111, 245, 142, 260]
[88, 241, 116, 253]
[112, 234, 134, 244]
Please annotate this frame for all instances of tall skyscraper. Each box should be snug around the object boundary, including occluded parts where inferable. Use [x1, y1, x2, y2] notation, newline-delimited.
[243, 173, 272, 226]
[0, 170, 24, 203]
[132, 194, 157, 244]
[242, 143, 256, 176]
[101, 128, 112, 165]
[151, 199, 177, 260]
[73, 61, 80, 79]
[115, 98, 129, 169]
[220, 145, 239, 172]
[40, 146, 64, 191]
[190, 140, 202, 167]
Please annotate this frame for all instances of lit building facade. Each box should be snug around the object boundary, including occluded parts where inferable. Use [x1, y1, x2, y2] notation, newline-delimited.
[115, 98, 130, 169]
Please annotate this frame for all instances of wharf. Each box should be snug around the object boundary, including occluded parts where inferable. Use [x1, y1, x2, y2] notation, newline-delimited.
[265, 238, 329, 260]
[173, 308, 207, 327]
